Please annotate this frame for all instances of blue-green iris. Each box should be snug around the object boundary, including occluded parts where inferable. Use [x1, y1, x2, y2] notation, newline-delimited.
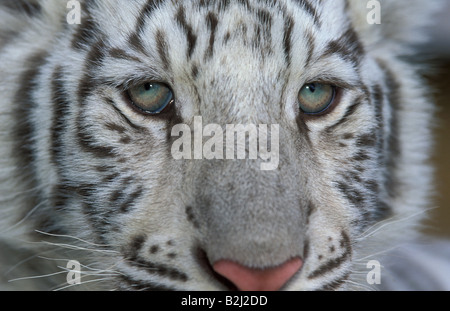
[298, 83, 335, 114]
[128, 82, 173, 114]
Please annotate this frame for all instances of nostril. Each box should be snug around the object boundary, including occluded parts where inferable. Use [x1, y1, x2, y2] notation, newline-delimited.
[213, 257, 303, 291]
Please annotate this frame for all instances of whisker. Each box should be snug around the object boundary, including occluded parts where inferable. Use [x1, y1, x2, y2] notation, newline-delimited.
[8, 270, 68, 283]
[343, 279, 377, 291]
[4, 247, 61, 276]
[355, 209, 430, 242]
[35, 230, 112, 248]
[1, 200, 48, 233]
[354, 245, 399, 262]
[53, 276, 115, 291]
[38, 241, 120, 254]
[0, 183, 51, 203]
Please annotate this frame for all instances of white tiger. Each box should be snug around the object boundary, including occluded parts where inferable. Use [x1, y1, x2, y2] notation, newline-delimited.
[0, 0, 449, 291]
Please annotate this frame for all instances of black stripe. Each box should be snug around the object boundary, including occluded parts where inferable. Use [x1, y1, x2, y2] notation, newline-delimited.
[255, 8, 272, 42]
[296, 115, 312, 145]
[236, 0, 250, 10]
[76, 122, 116, 158]
[77, 40, 106, 105]
[110, 189, 124, 205]
[75, 183, 98, 198]
[77, 183, 118, 241]
[292, 0, 321, 27]
[129, 234, 147, 257]
[307, 231, 351, 279]
[186, 206, 200, 229]
[356, 132, 377, 147]
[191, 63, 199, 79]
[304, 29, 315, 67]
[50, 67, 71, 167]
[52, 184, 72, 211]
[105, 98, 149, 133]
[323, 26, 365, 66]
[127, 0, 164, 55]
[71, 13, 99, 50]
[369, 84, 393, 221]
[217, 0, 231, 11]
[365, 179, 379, 194]
[353, 150, 371, 162]
[175, 6, 198, 59]
[125, 257, 189, 282]
[303, 239, 310, 261]
[120, 135, 131, 144]
[2, 0, 41, 16]
[317, 273, 350, 291]
[199, 0, 231, 10]
[76, 41, 116, 159]
[135, 0, 165, 35]
[325, 100, 364, 133]
[108, 48, 141, 62]
[155, 30, 171, 71]
[346, 170, 362, 183]
[67, 181, 112, 242]
[13, 51, 48, 224]
[118, 275, 175, 291]
[13, 52, 47, 171]
[104, 122, 132, 145]
[102, 172, 120, 183]
[379, 63, 401, 198]
[205, 12, 218, 60]
[305, 201, 316, 226]
[105, 122, 127, 134]
[372, 84, 384, 150]
[128, 32, 146, 55]
[120, 187, 144, 213]
[336, 181, 364, 207]
[282, 15, 294, 64]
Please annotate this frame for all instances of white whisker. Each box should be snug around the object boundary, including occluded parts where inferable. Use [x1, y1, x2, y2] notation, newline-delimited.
[8, 270, 67, 283]
[38, 241, 120, 254]
[1, 200, 48, 234]
[53, 276, 115, 291]
[343, 279, 377, 291]
[35, 230, 112, 248]
[4, 248, 61, 276]
[355, 209, 430, 242]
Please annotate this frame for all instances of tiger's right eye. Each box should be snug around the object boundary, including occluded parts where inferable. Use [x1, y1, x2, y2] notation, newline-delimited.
[127, 82, 174, 115]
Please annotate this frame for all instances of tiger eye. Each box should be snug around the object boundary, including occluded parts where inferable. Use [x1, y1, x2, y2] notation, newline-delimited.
[298, 83, 336, 115]
[127, 82, 174, 114]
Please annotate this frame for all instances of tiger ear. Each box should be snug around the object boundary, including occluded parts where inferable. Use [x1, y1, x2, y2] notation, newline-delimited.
[347, 0, 443, 55]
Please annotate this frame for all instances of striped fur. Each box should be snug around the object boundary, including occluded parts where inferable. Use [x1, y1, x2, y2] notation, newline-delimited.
[0, 0, 448, 291]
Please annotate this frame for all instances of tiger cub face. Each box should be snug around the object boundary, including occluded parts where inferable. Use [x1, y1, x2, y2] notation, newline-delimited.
[0, 0, 438, 290]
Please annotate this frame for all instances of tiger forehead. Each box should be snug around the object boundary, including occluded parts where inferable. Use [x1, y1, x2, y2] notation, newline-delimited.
[154, 2, 285, 54]
[109, 0, 329, 63]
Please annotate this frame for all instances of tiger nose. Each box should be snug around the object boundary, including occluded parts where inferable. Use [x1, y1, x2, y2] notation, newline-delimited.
[213, 257, 303, 291]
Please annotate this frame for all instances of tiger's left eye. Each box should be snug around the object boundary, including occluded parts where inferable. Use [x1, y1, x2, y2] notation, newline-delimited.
[298, 83, 336, 115]
[127, 82, 174, 114]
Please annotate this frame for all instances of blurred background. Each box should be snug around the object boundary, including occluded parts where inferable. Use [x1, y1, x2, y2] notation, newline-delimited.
[422, 1, 450, 237]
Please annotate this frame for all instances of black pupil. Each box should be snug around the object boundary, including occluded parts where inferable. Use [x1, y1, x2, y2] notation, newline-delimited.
[144, 83, 152, 91]
[308, 83, 316, 93]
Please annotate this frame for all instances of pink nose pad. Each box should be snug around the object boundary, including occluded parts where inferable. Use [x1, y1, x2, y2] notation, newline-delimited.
[213, 257, 303, 291]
